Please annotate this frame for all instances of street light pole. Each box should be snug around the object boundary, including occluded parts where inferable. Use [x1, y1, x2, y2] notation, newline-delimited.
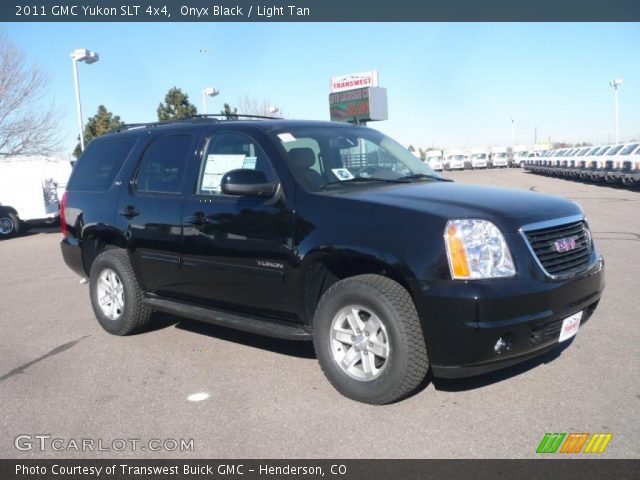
[510, 117, 515, 149]
[202, 87, 219, 114]
[71, 59, 84, 151]
[609, 79, 623, 144]
[70, 49, 99, 153]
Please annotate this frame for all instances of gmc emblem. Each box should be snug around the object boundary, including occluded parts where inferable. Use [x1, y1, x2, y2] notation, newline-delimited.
[553, 236, 578, 253]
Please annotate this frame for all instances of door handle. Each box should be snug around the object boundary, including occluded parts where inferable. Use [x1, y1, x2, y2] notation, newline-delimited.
[186, 212, 211, 225]
[119, 206, 139, 218]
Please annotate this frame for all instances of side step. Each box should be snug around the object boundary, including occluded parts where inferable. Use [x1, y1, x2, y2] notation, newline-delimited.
[144, 296, 312, 341]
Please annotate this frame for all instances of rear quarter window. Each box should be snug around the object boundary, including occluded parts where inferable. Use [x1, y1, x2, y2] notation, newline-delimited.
[68, 137, 138, 192]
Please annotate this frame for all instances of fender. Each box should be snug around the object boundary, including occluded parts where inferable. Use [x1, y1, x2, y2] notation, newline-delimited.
[295, 244, 419, 324]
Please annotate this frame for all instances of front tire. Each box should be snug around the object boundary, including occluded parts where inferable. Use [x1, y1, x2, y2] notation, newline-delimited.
[313, 274, 428, 404]
[89, 249, 152, 335]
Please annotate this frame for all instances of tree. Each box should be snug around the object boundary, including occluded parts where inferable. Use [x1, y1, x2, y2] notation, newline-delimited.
[0, 34, 60, 157]
[220, 102, 238, 120]
[157, 87, 197, 121]
[73, 105, 124, 158]
[237, 95, 284, 117]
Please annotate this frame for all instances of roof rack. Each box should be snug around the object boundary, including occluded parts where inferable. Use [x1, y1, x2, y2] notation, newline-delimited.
[108, 114, 284, 134]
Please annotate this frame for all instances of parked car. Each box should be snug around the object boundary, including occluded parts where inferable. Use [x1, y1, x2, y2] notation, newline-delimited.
[469, 148, 489, 169]
[424, 149, 444, 171]
[511, 146, 529, 167]
[61, 117, 605, 404]
[621, 144, 640, 187]
[604, 142, 639, 184]
[0, 156, 72, 238]
[445, 149, 466, 171]
[596, 144, 624, 183]
[489, 147, 509, 168]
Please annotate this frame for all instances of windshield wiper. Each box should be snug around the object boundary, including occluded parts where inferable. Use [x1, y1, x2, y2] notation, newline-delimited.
[320, 177, 409, 189]
[397, 173, 453, 182]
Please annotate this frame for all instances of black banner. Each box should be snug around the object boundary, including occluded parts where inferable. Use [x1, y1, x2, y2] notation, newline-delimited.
[1, 459, 639, 480]
[3, 0, 640, 22]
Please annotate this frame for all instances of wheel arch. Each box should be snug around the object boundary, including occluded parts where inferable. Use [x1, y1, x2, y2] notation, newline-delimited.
[0, 205, 19, 216]
[300, 247, 417, 325]
[80, 225, 128, 276]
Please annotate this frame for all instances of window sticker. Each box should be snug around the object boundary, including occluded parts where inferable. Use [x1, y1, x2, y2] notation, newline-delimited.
[242, 156, 257, 169]
[278, 133, 297, 143]
[201, 154, 246, 192]
[331, 168, 355, 181]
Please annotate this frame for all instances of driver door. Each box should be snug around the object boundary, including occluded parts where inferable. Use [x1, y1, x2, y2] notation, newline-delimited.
[181, 132, 295, 315]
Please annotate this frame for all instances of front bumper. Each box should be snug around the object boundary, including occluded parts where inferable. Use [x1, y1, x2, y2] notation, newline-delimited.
[413, 256, 604, 378]
[622, 170, 640, 183]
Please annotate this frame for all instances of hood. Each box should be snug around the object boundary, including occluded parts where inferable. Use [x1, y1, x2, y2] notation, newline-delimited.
[334, 181, 582, 232]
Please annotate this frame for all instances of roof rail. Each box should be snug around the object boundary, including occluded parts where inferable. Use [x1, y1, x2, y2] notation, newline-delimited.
[108, 114, 283, 134]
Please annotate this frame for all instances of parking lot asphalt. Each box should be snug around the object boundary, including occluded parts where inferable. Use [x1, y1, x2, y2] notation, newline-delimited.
[1, 169, 638, 459]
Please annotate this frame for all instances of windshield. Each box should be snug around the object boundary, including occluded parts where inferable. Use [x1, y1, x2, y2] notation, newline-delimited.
[471, 154, 487, 159]
[595, 147, 610, 156]
[620, 143, 639, 155]
[607, 144, 624, 155]
[272, 126, 441, 191]
[493, 153, 507, 158]
[426, 156, 442, 162]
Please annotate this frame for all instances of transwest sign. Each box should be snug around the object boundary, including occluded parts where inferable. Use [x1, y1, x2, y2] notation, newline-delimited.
[330, 71, 379, 93]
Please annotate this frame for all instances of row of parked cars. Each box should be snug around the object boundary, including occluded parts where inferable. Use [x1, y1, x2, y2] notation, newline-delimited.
[522, 143, 640, 187]
[423, 146, 532, 171]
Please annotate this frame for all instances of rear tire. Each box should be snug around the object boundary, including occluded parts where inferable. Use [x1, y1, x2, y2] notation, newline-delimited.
[0, 212, 20, 238]
[313, 274, 429, 404]
[89, 249, 152, 335]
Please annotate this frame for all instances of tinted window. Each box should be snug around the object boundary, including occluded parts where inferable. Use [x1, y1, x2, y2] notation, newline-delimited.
[136, 135, 193, 194]
[68, 137, 137, 191]
[197, 133, 278, 195]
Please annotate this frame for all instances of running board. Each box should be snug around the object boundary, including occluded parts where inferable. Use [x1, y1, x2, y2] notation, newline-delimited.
[144, 296, 312, 341]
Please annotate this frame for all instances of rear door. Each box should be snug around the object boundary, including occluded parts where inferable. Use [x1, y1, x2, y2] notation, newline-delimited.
[115, 133, 195, 299]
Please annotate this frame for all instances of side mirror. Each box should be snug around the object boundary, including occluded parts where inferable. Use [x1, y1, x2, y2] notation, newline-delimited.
[220, 169, 279, 198]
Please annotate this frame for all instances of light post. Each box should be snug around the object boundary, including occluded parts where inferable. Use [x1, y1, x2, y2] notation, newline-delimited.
[70, 48, 99, 152]
[510, 117, 515, 150]
[202, 87, 219, 114]
[609, 79, 623, 144]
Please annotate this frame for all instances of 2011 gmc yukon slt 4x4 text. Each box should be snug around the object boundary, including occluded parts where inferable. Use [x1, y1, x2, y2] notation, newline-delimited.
[60, 117, 605, 404]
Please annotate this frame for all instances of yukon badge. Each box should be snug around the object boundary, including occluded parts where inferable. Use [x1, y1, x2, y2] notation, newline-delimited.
[553, 236, 578, 253]
[256, 260, 284, 269]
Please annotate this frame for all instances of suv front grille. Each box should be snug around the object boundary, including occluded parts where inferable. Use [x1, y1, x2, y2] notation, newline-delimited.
[523, 220, 593, 277]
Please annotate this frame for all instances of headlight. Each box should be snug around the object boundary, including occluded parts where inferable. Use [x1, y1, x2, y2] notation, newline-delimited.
[444, 219, 516, 280]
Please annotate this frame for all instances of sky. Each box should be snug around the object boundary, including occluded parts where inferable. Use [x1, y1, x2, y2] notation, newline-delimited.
[2, 22, 639, 158]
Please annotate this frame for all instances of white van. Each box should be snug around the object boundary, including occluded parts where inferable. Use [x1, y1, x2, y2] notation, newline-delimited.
[424, 150, 444, 171]
[512, 146, 532, 168]
[490, 147, 509, 168]
[468, 148, 489, 169]
[0, 156, 73, 237]
[445, 149, 466, 171]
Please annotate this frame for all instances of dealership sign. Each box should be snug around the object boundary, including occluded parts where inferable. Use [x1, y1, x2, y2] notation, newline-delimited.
[330, 70, 379, 93]
[329, 87, 388, 123]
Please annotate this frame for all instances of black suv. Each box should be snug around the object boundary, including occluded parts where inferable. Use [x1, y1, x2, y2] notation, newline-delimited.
[61, 117, 605, 404]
